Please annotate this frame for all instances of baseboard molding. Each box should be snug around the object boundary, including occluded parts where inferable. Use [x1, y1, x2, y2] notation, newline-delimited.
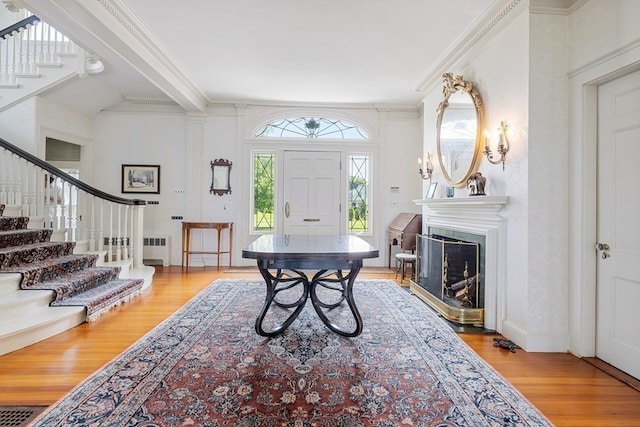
[583, 357, 640, 392]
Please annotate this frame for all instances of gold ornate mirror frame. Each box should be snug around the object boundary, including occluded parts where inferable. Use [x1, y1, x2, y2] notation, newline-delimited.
[435, 73, 484, 188]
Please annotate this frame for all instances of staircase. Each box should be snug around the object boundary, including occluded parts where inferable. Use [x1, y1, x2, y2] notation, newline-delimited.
[0, 13, 98, 111]
[0, 203, 146, 355]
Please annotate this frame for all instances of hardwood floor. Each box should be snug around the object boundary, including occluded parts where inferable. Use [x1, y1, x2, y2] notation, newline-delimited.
[1, 266, 639, 426]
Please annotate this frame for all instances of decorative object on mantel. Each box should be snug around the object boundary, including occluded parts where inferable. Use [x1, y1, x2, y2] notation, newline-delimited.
[436, 73, 485, 188]
[418, 152, 434, 181]
[445, 186, 455, 198]
[426, 182, 438, 199]
[210, 158, 232, 195]
[467, 172, 486, 196]
[483, 121, 510, 170]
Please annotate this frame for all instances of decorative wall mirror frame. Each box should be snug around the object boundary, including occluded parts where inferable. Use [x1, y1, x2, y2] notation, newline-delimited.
[210, 159, 232, 195]
[436, 73, 484, 188]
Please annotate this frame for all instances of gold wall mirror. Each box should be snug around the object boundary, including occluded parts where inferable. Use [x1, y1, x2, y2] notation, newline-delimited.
[210, 158, 232, 196]
[436, 73, 484, 187]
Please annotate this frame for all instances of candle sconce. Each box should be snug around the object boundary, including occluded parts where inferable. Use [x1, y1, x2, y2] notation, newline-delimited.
[483, 121, 510, 170]
[418, 152, 434, 181]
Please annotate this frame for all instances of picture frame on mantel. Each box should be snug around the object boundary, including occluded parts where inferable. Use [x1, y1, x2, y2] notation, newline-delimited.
[121, 164, 160, 194]
[426, 182, 438, 199]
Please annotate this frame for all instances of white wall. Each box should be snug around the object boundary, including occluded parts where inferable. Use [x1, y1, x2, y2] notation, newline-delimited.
[87, 103, 422, 267]
[567, 0, 640, 357]
[0, 98, 38, 153]
[92, 108, 188, 261]
[420, 3, 572, 351]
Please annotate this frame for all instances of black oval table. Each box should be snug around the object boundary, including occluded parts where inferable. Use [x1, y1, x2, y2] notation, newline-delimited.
[242, 234, 379, 337]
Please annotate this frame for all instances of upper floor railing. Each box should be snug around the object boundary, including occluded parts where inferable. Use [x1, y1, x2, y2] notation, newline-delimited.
[0, 137, 147, 268]
[1, 12, 78, 86]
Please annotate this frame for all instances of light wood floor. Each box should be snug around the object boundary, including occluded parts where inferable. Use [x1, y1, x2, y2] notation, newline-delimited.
[1, 266, 639, 426]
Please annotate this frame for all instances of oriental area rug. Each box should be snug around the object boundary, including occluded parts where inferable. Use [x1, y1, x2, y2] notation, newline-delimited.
[32, 279, 551, 426]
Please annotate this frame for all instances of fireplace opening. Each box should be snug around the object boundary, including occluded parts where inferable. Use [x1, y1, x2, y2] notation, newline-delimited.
[412, 230, 486, 326]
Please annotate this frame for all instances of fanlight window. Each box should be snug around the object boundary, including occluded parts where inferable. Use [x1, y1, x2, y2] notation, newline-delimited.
[256, 117, 368, 139]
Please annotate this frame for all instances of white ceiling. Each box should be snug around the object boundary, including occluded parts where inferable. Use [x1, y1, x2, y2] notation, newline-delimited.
[30, 0, 498, 112]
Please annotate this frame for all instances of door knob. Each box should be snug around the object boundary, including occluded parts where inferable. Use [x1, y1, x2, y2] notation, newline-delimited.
[596, 242, 610, 259]
[285, 202, 290, 218]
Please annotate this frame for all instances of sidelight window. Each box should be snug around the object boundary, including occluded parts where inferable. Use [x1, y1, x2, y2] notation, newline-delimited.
[348, 154, 369, 233]
[252, 152, 275, 232]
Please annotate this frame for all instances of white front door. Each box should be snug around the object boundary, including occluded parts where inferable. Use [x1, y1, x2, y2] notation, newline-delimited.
[283, 151, 341, 235]
[596, 69, 640, 379]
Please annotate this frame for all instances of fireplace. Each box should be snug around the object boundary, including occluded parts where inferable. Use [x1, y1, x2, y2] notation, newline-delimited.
[413, 231, 485, 326]
[413, 196, 508, 331]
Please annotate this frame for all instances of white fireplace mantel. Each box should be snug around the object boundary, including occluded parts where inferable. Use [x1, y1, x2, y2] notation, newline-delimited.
[413, 196, 509, 218]
[413, 195, 509, 332]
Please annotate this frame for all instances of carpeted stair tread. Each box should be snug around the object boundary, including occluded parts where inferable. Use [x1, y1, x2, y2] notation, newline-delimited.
[0, 241, 76, 268]
[0, 228, 53, 248]
[3, 253, 100, 288]
[27, 267, 122, 300]
[0, 204, 143, 325]
[52, 278, 144, 321]
[0, 216, 30, 231]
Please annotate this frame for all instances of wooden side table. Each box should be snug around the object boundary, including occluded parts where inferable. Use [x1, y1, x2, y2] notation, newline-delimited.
[181, 222, 233, 269]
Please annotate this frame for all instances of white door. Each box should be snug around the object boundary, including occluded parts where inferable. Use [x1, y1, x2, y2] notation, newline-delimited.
[283, 151, 341, 235]
[596, 69, 640, 379]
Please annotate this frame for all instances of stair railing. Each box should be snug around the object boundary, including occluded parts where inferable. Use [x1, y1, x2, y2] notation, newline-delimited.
[0, 136, 147, 269]
[1, 13, 77, 87]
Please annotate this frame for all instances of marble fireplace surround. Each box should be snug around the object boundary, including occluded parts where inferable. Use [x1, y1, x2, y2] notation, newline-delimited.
[414, 196, 509, 331]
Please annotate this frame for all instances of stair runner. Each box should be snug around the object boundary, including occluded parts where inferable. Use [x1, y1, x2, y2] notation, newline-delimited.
[0, 204, 144, 321]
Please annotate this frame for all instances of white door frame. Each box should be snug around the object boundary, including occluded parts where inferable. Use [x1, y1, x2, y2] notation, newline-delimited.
[568, 51, 640, 357]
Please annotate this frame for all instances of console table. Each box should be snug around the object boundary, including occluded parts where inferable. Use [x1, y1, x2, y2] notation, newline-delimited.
[242, 234, 379, 337]
[181, 222, 233, 269]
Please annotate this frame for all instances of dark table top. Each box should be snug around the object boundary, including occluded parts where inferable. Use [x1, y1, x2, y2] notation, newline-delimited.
[242, 234, 379, 261]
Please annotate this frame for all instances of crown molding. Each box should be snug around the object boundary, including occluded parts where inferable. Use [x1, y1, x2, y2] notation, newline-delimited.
[530, 0, 587, 15]
[415, 0, 525, 93]
[20, 0, 208, 112]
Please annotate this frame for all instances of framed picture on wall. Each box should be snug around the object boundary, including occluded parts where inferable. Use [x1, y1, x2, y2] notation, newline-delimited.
[122, 164, 160, 194]
[426, 182, 438, 199]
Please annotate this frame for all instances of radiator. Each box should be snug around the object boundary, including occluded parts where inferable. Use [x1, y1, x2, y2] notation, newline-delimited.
[143, 236, 171, 266]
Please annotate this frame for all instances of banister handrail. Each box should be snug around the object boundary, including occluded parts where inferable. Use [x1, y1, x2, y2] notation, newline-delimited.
[0, 137, 146, 206]
[0, 15, 40, 39]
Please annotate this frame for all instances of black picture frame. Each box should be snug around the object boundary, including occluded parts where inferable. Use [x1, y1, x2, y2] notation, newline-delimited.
[121, 164, 160, 194]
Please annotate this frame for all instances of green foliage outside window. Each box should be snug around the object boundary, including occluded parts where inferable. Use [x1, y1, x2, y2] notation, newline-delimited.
[254, 153, 275, 231]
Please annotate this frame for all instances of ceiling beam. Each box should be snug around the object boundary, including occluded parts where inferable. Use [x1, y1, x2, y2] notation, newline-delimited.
[19, 0, 208, 112]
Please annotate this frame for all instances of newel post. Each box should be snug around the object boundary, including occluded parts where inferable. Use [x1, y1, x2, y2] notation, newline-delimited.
[132, 205, 145, 269]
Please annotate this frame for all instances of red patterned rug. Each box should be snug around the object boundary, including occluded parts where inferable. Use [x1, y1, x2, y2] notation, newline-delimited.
[32, 279, 551, 426]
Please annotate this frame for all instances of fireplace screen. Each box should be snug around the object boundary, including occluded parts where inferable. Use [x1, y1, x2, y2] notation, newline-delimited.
[416, 234, 482, 311]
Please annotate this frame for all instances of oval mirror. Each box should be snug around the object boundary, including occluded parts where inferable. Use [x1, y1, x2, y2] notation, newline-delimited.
[436, 73, 484, 187]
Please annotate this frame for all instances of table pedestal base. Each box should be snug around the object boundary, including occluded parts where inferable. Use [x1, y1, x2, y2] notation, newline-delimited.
[255, 259, 363, 337]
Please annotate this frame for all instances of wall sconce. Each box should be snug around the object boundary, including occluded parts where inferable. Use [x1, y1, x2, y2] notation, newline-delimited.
[418, 152, 434, 181]
[483, 121, 510, 170]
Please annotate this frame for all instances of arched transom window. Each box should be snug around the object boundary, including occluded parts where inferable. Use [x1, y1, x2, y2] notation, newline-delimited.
[255, 117, 368, 139]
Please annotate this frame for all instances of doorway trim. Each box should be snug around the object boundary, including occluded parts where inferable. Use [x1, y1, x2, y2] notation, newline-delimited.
[568, 47, 640, 358]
